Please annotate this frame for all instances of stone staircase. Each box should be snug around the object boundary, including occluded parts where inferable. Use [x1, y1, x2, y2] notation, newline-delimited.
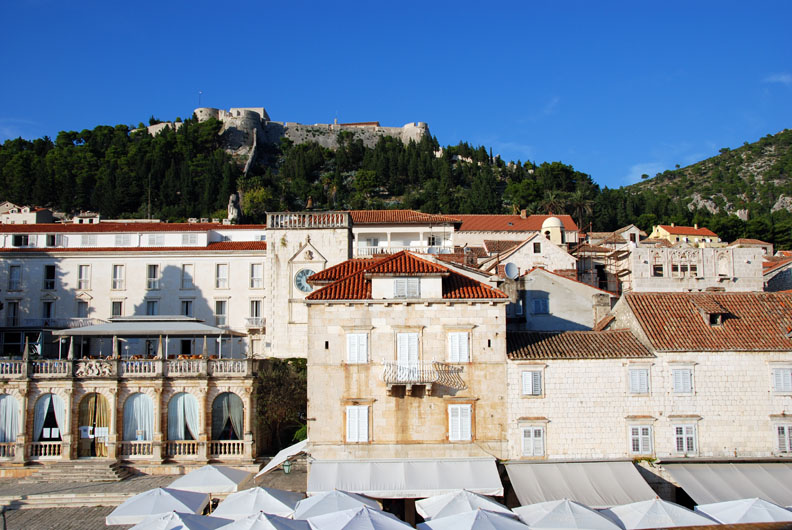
[19, 461, 134, 484]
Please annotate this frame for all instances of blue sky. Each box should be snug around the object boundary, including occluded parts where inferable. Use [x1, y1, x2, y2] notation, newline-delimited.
[1, 1, 790, 189]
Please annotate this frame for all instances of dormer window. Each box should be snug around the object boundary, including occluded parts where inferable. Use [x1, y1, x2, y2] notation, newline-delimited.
[394, 277, 420, 298]
[709, 313, 723, 326]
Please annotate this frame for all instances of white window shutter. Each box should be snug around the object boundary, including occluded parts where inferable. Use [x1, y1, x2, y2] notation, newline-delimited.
[459, 333, 469, 362]
[460, 405, 471, 441]
[394, 279, 406, 298]
[779, 426, 791, 452]
[358, 334, 368, 363]
[522, 428, 531, 455]
[358, 406, 369, 442]
[522, 372, 531, 395]
[641, 426, 651, 453]
[449, 333, 460, 362]
[533, 427, 544, 456]
[640, 370, 648, 393]
[449, 405, 460, 440]
[532, 371, 542, 396]
[347, 334, 357, 363]
[346, 406, 358, 442]
[407, 278, 420, 298]
[630, 370, 639, 393]
[397, 333, 408, 365]
[408, 333, 419, 366]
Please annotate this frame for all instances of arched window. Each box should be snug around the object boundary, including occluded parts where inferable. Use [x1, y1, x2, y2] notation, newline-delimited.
[123, 393, 154, 441]
[33, 393, 65, 442]
[78, 393, 109, 457]
[168, 392, 199, 441]
[0, 395, 20, 443]
[211, 392, 243, 441]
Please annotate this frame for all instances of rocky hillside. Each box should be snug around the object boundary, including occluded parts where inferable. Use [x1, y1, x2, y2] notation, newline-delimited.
[627, 128, 792, 218]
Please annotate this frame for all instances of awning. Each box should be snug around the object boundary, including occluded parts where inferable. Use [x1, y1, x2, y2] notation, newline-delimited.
[256, 439, 309, 478]
[663, 462, 792, 507]
[505, 461, 657, 508]
[53, 317, 245, 337]
[307, 458, 503, 498]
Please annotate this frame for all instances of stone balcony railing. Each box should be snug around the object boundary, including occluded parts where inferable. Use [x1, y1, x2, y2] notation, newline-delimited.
[244, 317, 265, 329]
[382, 361, 466, 396]
[0, 358, 252, 380]
[354, 245, 453, 257]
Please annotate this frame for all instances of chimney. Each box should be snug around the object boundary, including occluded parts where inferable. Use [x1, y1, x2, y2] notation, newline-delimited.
[671, 222, 675, 227]
[520, 209, 527, 219]
[694, 223, 698, 229]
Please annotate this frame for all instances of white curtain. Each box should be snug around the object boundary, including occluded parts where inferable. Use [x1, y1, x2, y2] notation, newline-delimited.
[34, 394, 65, 441]
[168, 393, 199, 440]
[212, 393, 243, 440]
[123, 393, 153, 441]
[52, 394, 65, 438]
[0, 395, 19, 443]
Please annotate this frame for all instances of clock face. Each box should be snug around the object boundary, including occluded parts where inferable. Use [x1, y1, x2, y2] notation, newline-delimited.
[294, 269, 316, 293]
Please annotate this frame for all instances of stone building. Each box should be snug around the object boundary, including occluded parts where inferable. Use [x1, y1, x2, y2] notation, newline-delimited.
[647, 224, 723, 247]
[454, 214, 580, 248]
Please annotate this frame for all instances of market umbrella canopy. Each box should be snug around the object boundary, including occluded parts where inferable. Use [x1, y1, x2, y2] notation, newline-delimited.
[256, 439, 308, 478]
[211, 487, 306, 519]
[415, 490, 512, 521]
[170, 465, 254, 494]
[292, 490, 381, 520]
[130, 511, 231, 530]
[694, 498, 792, 524]
[216, 512, 311, 530]
[600, 498, 717, 529]
[307, 506, 412, 530]
[106, 488, 210, 525]
[417, 509, 528, 530]
[513, 499, 622, 530]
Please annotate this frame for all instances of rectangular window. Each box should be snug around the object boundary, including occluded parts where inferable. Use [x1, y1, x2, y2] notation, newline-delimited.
[114, 234, 131, 246]
[672, 368, 693, 393]
[147, 265, 160, 290]
[81, 234, 97, 247]
[778, 425, 792, 453]
[43, 265, 56, 290]
[181, 300, 193, 317]
[394, 277, 420, 298]
[147, 234, 164, 246]
[773, 368, 792, 392]
[532, 298, 549, 315]
[250, 263, 263, 289]
[181, 264, 194, 289]
[522, 426, 545, 456]
[45, 234, 57, 247]
[12, 235, 29, 247]
[674, 425, 697, 454]
[215, 263, 229, 289]
[76, 301, 88, 319]
[145, 300, 159, 316]
[8, 265, 21, 290]
[522, 370, 543, 396]
[112, 264, 125, 290]
[250, 299, 262, 318]
[630, 425, 653, 454]
[346, 405, 369, 443]
[448, 404, 472, 441]
[652, 264, 664, 277]
[397, 332, 419, 369]
[215, 300, 227, 326]
[111, 301, 123, 317]
[6, 301, 19, 327]
[78, 265, 91, 290]
[42, 300, 54, 319]
[346, 333, 368, 364]
[629, 368, 649, 394]
[533, 242, 541, 254]
[182, 233, 198, 245]
[448, 332, 469, 362]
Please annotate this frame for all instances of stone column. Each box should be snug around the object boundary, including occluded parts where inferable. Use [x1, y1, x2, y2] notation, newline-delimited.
[152, 388, 163, 462]
[61, 387, 73, 460]
[243, 387, 255, 461]
[15, 388, 28, 464]
[108, 387, 118, 460]
[199, 388, 210, 463]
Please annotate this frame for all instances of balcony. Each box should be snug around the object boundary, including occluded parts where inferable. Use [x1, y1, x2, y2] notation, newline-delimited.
[267, 212, 349, 229]
[244, 317, 265, 329]
[118, 441, 153, 459]
[164, 440, 201, 459]
[382, 361, 466, 396]
[355, 245, 453, 257]
[28, 441, 62, 459]
[209, 440, 246, 458]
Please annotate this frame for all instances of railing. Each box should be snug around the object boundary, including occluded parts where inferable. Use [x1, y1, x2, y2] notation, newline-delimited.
[355, 245, 453, 256]
[20, 318, 102, 329]
[118, 441, 153, 458]
[382, 361, 466, 390]
[244, 317, 265, 328]
[119, 359, 161, 377]
[0, 360, 26, 379]
[267, 212, 349, 229]
[209, 440, 245, 457]
[28, 441, 62, 458]
[31, 360, 70, 377]
[164, 440, 200, 458]
[4, 317, 19, 327]
[0, 357, 250, 379]
[165, 359, 205, 377]
[208, 359, 249, 376]
[0, 443, 15, 459]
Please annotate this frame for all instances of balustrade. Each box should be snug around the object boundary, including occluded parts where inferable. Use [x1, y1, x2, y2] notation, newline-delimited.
[31, 360, 70, 377]
[208, 359, 249, 376]
[0, 360, 26, 379]
[28, 441, 62, 458]
[267, 211, 349, 229]
[382, 361, 466, 395]
[165, 359, 205, 377]
[119, 359, 160, 377]
[118, 441, 153, 458]
[209, 440, 245, 457]
[0, 443, 15, 459]
[163, 440, 200, 458]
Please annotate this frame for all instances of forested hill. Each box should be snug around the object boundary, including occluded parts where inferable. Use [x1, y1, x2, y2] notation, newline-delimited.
[1, 117, 792, 248]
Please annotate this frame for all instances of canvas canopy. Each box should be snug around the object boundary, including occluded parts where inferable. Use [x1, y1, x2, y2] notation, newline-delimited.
[663, 462, 792, 507]
[306, 506, 411, 530]
[53, 316, 245, 337]
[256, 439, 308, 477]
[169, 465, 253, 494]
[417, 509, 528, 530]
[214, 512, 310, 530]
[415, 490, 512, 521]
[504, 462, 656, 508]
[292, 490, 381, 520]
[129, 511, 230, 530]
[513, 499, 622, 530]
[105, 488, 210, 525]
[211, 487, 306, 520]
[694, 498, 792, 524]
[599, 499, 717, 529]
[307, 459, 503, 498]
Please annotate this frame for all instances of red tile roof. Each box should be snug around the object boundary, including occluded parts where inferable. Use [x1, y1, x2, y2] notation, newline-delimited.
[483, 240, 522, 254]
[521, 267, 616, 296]
[456, 214, 579, 232]
[307, 257, 387, 285]
[656, 225, 718, 237]
[593, 315, 616, 331]
[507, 330, 652, 360]
[348, 210, 460, 225]
[306, 251, 507, 301]
[454, 246, 488, 258]
[763, 257, 792, 274]
[625, 292, 792, 352]
[729, 238, 771, 246]
[0, 222, 265, 233]
[0, 241, 267, 253]
[778, 251, 792, 258]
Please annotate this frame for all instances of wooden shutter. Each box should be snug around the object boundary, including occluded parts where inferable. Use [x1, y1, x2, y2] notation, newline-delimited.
[522, 372, 531, 395]
[640, 426, 651, 453]
[394, 279, 407, 298]
[358, 334, 368, 363]
[358, 406, 368, 442]
[449, 405, 460, 440]
[460, 405, 471, 441]
[630, 369, 648, 393]
[775, 369, 792, 392]
[397, 333, 409, 366]
[532, 427, 544, 456]
[346, 406, 358, 442]
[407, 278, 420, 298]
[778, 425, 791, 452]
[449, 332, 469, 362]
[673, 369, 691, 393]
[347, 334, 358, 363]
[532, 371, 542, 396]
[347, 334, 368, 363]
[407, 333, 418, 366]
[522, 428, 532, 455]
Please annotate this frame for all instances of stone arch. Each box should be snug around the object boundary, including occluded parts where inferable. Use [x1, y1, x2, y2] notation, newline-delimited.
[122, 392, 154, 441]
[77, 393, 110, 457]
[167, 392, 200, 441]
[211, 392, 244, 441]
[32, 393, 66, 442]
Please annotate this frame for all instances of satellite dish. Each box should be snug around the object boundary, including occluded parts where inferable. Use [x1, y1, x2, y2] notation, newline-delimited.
[504, 262, 519, 279]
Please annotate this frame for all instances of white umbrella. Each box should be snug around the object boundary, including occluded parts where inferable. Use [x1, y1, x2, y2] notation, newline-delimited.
[292, 490, 380, 520]
[256, 439, 309, 477]
[106, 487, 210, 525]
[695, 497, 792, 524]
[513, 499, 621, 530]
[170, 465, 254, 494]
[415, 490, 512, 521]
[130, 511, 231, 530]
[212, 487, 306, 519]
[600, 498, 716, 529]
[217, 512, 311, 529]
[418, 509, 528, 530]
[307, 506, 411, 529]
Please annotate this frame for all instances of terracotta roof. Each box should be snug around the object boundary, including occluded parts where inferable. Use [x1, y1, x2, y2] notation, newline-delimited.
[593, 315, 615, 331]
[521, 267, 616, 296]
[763, 257, 792, 274]
[348, 210, 460, 225]
[625, 292, 792, 352]
[601, 233, 627, 245]
[456, 214, 579, 232]
[483, 240, 522, 254]
[656, 225, 718, 237]
[454, 246, 488, 258]
[729, 238, 771, 246]
[0, 222, 264, 233]
[307, 257, 386, 284]
[778, 250, 792, 258]
[0, 241, 267, 253]
[507, 330, 652, 360]
[306, 251, 507, 301]
[571, 243, 612, 255]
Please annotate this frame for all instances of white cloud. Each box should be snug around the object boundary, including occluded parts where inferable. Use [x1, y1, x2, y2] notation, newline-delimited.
[763, 73, 792, 86]
[0, 118, 41, 142]
[624, 162, 666, 185]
